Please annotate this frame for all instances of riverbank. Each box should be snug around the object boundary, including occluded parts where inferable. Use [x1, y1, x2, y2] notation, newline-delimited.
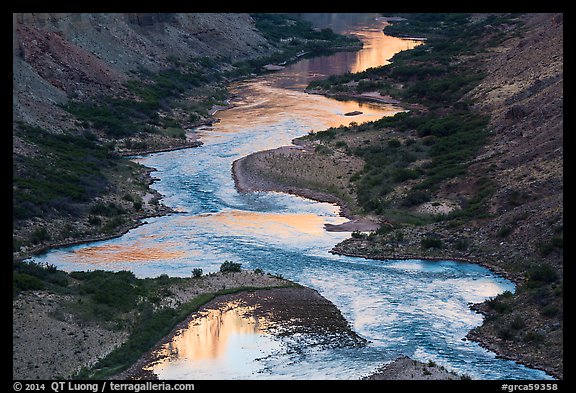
[305, 88, 427, 113]
[13, 162, 177, 263]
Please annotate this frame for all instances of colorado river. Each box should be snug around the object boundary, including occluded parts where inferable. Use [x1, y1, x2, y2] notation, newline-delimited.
[28, 14, 552, 380]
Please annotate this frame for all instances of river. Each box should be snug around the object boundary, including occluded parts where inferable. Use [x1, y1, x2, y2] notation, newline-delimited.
[28, 14, 552, 380]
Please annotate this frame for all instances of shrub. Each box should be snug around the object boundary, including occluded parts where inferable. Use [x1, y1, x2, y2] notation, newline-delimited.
[421, 236, 443, 249]
[541, 305, 559, 318]
[536, 241, 554, 256]
[13, 272, 44, 295]
[220, 260, 242, 273]
[88, 215, 102, 226]
[388, 139, 401, 148]
[402, 190, 431, 207]
[551, 236, 563, 248]
[314, 144, 333, 155]
[510, 315, 526, 330]
[392, 168, 420, 183]
[497, 326, 514, 340]
[192, 268, 203, 278]
[523, 331, 545, 344]
[30, 227, 50, 244]
[526, 263, 559, 288]
[497, 226, 513, 238]
[453, 238, 469, 251]
[394, 230, 405, 242]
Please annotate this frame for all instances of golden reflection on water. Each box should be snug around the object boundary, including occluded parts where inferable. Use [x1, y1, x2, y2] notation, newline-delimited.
[175, 210, 345, 238]
[211, 80, 404, 141]
[348, 28, 422, 73]
[70, 241, 188, 264]
[149, 301, 269, 368]
[282, 19, 422, 88]
[207, 20, 422, 141]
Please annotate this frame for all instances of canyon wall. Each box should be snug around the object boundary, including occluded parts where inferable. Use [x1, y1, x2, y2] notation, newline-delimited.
[13, 13, 273, 130]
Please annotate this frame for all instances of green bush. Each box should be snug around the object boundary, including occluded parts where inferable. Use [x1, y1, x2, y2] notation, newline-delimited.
[68, 270, 141, 320]
[421, 236, 443, 249]
[541, 305, 559, 318]
[497, 226, 513, 238]
[13, 272, 44, 295]
[526, 264, 559, 288]
[523, 331, 545, 344]
[89, 202, 126, 217]
[220, 260, 242, 273]
[30, 227, 51, 244]
[13, 124, 115, 221]
[12, 261, 69, 296]
[388, 139, 401, 148]
[402, 190, 431, 207]
[453, 238, 470, 251]
[392, 168, 420, 183]
[510, 315, 526, 330]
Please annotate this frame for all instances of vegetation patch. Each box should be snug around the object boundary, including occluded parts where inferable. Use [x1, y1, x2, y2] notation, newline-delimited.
[13, 124, 115, 221]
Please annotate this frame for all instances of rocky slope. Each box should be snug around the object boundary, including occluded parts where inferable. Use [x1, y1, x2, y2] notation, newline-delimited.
[461, 13, 563, 378]
[13, 13, 272, 131]
[362, 355, 464, 380]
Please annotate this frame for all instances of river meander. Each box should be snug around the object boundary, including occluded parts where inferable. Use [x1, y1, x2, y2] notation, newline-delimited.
[28, 14, 552, 380]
